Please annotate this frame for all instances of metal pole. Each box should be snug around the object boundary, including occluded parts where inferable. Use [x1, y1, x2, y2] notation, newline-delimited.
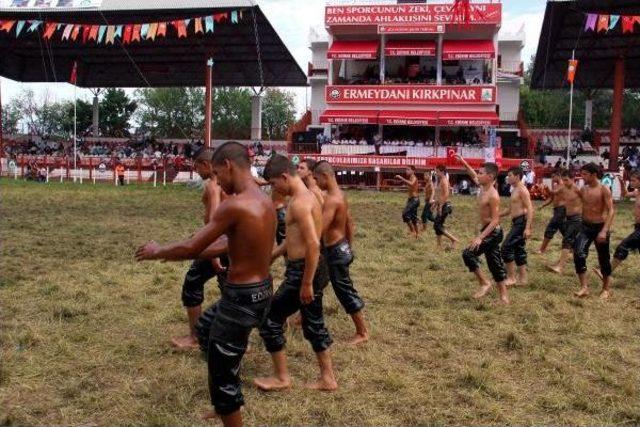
[204, 58, 214, 148]
[610, 56, 625, 171]
[73, 84, 77, 178]
[566, 51, 575, 164]
[0, 78, 4, 177]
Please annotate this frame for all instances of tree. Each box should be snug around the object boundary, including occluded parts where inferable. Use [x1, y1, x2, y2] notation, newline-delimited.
[99, 88, 136, 137]
[59, 99, 93, 137]
[11, 89, 66, 137]
[212, 88, 252, 140]
[262, 89, 296, 140]
[2, 101, 20, 134]
[135, 88, 204, 139]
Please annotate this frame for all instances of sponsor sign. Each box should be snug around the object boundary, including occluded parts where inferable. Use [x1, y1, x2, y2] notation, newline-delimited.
[378, 23, 445, 34]
[326, 3, 501, 26]
[385, 46, 436, 56]
[326, 85, 496, 105]
[442, 51, 494, 60]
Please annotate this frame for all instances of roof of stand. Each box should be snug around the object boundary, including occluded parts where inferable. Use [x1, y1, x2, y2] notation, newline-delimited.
[0, 0, 307, 87]
[530, 0, 640, 90]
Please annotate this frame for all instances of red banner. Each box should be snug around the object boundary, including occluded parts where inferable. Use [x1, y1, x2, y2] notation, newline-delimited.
[378, 23, 445, 34]
[325, 3, 501, 26]
[385, 46, 435, 56]
[326, 85, 496, 105]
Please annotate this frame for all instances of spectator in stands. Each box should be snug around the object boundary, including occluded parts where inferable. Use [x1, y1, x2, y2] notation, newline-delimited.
[522, 168, 536, 190]
[554, 159, 562, 169]
[458, 178, 471, 195]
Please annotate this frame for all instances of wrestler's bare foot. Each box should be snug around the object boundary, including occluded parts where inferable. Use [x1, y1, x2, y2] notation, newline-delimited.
[170, 335, 200, 350]
[306, 377, 338, 392]
[201, 410, 218, 421]
[504, 277, 517, 288]
[534, 249, 545, 255]
[599, 290, 611, 300]
[593, 268, 604, 281]
[253, 376, 292, 392]
[473, 283, 492, 299]
[497, 295, 511, 305]
[348, 333, 369, 346]
[546, 264, 563, 274]
[574, 288, 590, 298]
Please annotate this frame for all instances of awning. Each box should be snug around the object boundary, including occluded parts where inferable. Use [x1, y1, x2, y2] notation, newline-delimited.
[379, 110, 438, 126]
[442, 40, 495, 60]
[327, 40, 380, 60]
[384, 40, 436, 57]
[438, 111, 500, 126]
[319, 109, 379, 125]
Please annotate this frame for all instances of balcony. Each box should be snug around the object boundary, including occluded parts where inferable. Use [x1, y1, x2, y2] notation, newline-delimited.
[499, 110, 519, 123]
[308, 60, 329, 79]
[498, 61, 523, 76]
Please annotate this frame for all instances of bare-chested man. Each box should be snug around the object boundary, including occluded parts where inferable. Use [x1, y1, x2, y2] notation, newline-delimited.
[536, 171, 566, 254]
[250, 150, 288, 245]
[298, 158, 324, 206]
[594, 171, 640, 280]
[573, 163, 615, 299]
[420, 171, 435, 232]
[314, 161, 369, 345]
[433, 164, 459, 249]
[136, 142, 276, 427]
[396, 165, 420, 239]
[172, 148, 227, 350]
[500, 167, 534, 287]
[456, 155, 510, 304]
[547, 169, 583, 273]
[254, 155, 337, 392]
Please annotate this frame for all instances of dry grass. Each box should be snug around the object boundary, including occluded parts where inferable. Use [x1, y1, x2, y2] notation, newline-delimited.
[1, 180, 639, 426]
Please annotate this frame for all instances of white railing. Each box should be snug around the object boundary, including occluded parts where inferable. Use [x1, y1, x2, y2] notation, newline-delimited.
[312, 59, 329, 71]
[311, 109, 323, 125]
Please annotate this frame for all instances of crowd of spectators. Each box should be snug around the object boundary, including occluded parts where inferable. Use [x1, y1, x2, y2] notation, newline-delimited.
[340, 63, 491, 86]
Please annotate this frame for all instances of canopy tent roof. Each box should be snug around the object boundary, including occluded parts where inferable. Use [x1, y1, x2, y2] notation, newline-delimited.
[531, 0, 640, 90]
[0, 0, 307, 87]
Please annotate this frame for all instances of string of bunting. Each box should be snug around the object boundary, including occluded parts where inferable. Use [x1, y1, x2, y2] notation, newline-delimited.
[584, 12, 640, 34]
[0, 9, 245, 43]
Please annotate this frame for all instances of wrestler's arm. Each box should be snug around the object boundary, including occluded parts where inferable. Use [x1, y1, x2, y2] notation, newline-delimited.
[395, 175, 411, 185]
[202, 187, 212, 225]
[523, 188, 534, 238]
[254, 176, 269, 186]
[136, 201, 234, 262]
[455, 155, 479, 185]
[295, 202, 320, 305]
[601, 186, 615, 238]
[198, 236, 228, 259]
[272, 241, 287, 263]
[208, 182, 222, 221]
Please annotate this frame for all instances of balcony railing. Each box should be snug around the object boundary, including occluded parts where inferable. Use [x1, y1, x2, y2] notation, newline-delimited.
[499, 111, 519, 122]
[308, 61, 329, 78]
[498, 61, 523, 76]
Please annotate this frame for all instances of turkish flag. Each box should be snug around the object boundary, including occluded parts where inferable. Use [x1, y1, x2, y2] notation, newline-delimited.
[69, 61, 78, 85]
[567, 59, 578, 84]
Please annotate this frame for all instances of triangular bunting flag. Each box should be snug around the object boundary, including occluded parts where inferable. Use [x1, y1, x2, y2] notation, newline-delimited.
[69, 60, 78, 84]
[194, 17, 203, 34]
[81, 25, 91, 43]
[147, 22, 158, 40]
[156, 22, 166, 37]
[240, 10, 244, 20]
[106, 25, 115, 44]
[634, 16, 640, 25]
[140, 23, 149, 39]
[175, 20, 186, 38]
[609, 15, 620, 30]
[71, 24, 81, 41]
[205, 16, 214, 33]
[185, 18, 191, 26]
[98, 25, 107, 43]
[15, 20, 25, 36]
[585, 13, 597, 31]
[62, 23, 73, 40]
[123, 25, 133, 44]
[622, 16, 635, 33]
[28, 20, 42, 32]
[88, 25, 98, 41]
[597, 14, 609, 32]
[231, 11, 238, 24]
[57, 24, 62, 30]
[0, 20, 16, 32]
[214, 13, 227, 23]
[43, 22, 57, 39]
[131, 24, 141, 42]
[115, 25, 123, 39]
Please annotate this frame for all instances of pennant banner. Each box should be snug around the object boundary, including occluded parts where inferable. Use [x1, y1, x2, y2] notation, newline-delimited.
[0, 9, 245, 43]
[585, 11, 640, 34]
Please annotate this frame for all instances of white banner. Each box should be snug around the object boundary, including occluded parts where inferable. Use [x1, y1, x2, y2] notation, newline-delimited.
[1, 0, 101, 8]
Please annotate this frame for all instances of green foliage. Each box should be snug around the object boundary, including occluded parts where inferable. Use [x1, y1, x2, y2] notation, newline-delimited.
[99, 88, 137, 137]
[135, 88, 205, 139]
[59, 99, 93, 137]
[211, 87, 252, 140]
[2, 100, 20, 134]
[262, 89, 296, 140]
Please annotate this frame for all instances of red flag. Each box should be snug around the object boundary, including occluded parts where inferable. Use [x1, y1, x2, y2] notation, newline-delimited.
[175, 20, 187, 38]
[214, 13, 227, 23]
[597, 15, 609, 32]
[81, 25, 91, 43]
[0, 20, 16, 32]
[622, 16, 635, 33]
[69, 61, 78, 85]
[567, 59, 578, 84]
[43, 22, 57, 39]
[123, 25, 133, 44]
[157, 22, 166, 37]
[88, 25, 98, 41]
[131, 24, 141, 42]
[71, 25, 81, 41]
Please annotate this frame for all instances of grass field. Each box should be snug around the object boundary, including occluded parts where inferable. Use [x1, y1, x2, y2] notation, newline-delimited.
[1, 180, 639, 426]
